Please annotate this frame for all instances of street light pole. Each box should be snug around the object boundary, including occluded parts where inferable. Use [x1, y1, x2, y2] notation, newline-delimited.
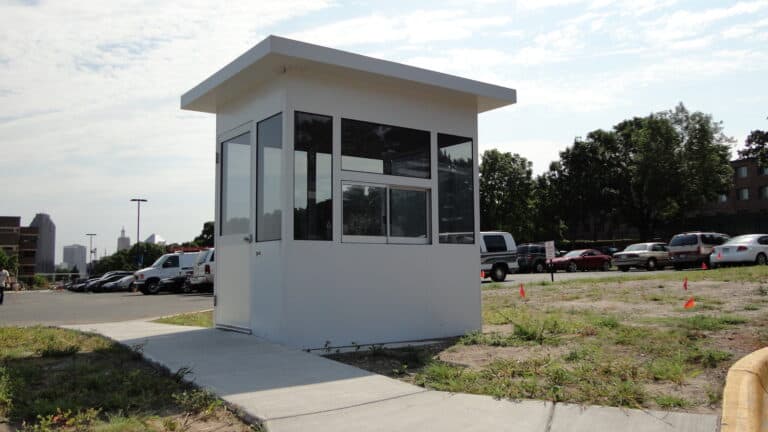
[85, 233, 96, 276]
[130, 198, 147, 245]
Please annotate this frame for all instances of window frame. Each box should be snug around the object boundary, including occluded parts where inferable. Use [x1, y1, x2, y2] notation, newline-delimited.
[737, 166, 749, 178]
[437, 133, 475, 245]
[341, 181, 388, 244]
[388, 186, 431, 245]
[738, 187, 750, 201]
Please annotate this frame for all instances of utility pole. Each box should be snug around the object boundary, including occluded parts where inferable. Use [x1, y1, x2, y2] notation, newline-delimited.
[85, 233, 96, 276]
[130, 198, 148, 244]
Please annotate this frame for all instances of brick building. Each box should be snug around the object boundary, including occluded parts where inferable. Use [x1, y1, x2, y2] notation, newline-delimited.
[0, 216, 38, 282]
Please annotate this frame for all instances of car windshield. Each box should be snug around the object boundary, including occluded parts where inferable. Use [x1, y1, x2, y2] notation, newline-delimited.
[670, 234, 698, 246]
[196, 250, 210, 265]
[725, 235, 759, 245]
[564, 250, 585, 258]
[624, 244, 649, 252]
[150, 256, 165, 268]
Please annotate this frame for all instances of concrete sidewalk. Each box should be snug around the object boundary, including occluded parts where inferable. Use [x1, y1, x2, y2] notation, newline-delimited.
[65, 321, 720, 432]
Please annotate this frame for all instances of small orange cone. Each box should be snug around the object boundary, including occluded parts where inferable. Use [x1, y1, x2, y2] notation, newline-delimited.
[684, 297, 695, 309]
[481, 271, 486, 278]
[519, 283, 526, 299]
[683, 277, 688, 290]
[701, 261, 708, 270]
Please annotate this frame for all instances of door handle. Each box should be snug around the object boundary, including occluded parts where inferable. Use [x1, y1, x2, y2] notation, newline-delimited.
[243, 234, 253, 243]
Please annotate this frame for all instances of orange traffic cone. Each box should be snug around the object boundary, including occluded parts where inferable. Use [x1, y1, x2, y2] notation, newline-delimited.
[701, 261, 708, 270]
[684, 297, 695, 309]
[519, 284, 526, 299]
[481, 271, 486, 278]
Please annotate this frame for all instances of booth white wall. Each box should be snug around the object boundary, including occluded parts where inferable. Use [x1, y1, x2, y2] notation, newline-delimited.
[182, 36, 516, 349]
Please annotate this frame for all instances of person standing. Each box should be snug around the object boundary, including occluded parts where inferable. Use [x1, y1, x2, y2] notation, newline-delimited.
[0, 267, 8, 305]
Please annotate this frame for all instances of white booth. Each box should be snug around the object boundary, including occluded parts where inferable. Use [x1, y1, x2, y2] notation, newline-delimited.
[181, 36, 516, 349]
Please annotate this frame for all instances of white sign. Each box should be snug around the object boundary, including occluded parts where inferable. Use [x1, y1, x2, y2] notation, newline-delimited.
[545, 241, 556, 261]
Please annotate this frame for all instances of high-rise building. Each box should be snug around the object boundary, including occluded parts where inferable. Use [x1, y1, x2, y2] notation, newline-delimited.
[29, 213, 55, 273]
[63, 244, 87, 277]
[144, 233, 165, 245]
[117, 227, 131, 252]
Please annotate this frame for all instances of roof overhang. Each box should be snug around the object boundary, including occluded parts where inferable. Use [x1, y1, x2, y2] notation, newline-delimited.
[181, 35, 516, 114]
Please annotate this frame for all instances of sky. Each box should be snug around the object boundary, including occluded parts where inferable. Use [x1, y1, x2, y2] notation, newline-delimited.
[1, 0, 767, 264]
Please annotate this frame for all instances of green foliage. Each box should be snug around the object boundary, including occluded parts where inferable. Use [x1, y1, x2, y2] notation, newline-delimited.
[31, 275, 48, 288]
[192, 221, 215, 247]
[655, 395, 692, 409]
[154, 311, 213, 328]
[91, 242, 166, 274]
[172, 389, 222, 417]
[479, 150, 536, 241]
[737, 117, 768, 167]
[0, 248, 19, 276]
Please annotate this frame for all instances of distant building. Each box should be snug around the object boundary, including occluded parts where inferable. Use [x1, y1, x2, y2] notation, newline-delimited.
[30, 213, 55, 273]
[63, 244, 87, 277]
[117, 227, 131, 251]
[0, 216, 38, 282]
[144, 233, 165, 245]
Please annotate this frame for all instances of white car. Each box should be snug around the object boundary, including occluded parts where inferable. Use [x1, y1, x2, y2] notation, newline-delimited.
[134, 252, 199, 295]
[711, 234, 768, 267]
[188, 248, 214, 292]
[480, 231, 519, 282]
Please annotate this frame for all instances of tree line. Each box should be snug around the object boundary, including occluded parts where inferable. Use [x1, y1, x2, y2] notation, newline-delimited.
[479, 103, 755, 244]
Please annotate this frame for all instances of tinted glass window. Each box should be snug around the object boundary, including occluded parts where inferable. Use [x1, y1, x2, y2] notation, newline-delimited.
[651, 244, 666, 252]
[341, 118, 430, 178]
[210, 251, 214, 261]
[295, 112, 333, 241]
[484, 235, 507, 253]
[342, 184, 386, 236]
[670, 234, 698, 246]
[737, 166, 748, 178]
[759, 236, 768, 245]
[438, 134, 474, 244]
[163, 255, 179, 268]
[221, 132, 251, 235]
[389, 189, 428, 239]
[517, 245, 531, 254]
[257, 113, 282, 241]
[739, 188, 750, 200]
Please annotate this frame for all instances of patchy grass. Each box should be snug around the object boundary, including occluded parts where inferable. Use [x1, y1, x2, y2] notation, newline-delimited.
[0, 326, 255, 431]
[331, 266, 768, 413]
[153, 310, 213, 328]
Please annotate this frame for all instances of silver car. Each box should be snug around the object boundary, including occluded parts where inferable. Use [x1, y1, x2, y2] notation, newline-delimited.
[613, 242, 670, 272]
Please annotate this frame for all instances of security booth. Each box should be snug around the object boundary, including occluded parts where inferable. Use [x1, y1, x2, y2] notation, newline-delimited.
[181, 36, 516, 349]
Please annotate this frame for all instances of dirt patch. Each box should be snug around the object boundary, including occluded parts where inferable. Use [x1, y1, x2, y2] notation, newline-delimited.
[437, 343, 570, 369]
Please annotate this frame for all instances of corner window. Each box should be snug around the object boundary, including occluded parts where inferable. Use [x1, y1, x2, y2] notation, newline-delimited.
[341, 118, 430, 179]
[295, 112, 333, 241]
[738, 188, 750, 200]
[221, 132, 251, 236]
[438, 134, 474, 244]
[737, 166, 748, 178]
[342, 182, 430, 244]
[257, 113, 282, 242]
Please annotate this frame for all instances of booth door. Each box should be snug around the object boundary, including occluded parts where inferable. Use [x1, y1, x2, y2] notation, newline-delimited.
[215, 127, 253, 333]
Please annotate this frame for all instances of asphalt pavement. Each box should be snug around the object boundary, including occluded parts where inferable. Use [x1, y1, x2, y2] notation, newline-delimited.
[0, 290, 213, 326]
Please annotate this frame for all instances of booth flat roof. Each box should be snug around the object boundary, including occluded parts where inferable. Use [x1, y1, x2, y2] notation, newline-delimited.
[181, 35, 517, 114]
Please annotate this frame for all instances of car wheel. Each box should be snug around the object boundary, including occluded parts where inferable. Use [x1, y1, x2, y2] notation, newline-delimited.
[601, 261, 610, 272]
[757, 253, 767, 266]
[618, 266, 629, 272]
[646, 258, 657, 271]
[490, 265, 507, 282]
[534, 261, 545, 273]
[145, 280, 161, 295]
[567, 261, 578, 272]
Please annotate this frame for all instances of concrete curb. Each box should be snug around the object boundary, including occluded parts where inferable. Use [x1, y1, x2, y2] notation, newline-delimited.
[721, 347, 768, 432]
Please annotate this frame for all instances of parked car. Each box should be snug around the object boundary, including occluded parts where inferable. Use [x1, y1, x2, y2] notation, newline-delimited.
[88, 271, 134, 292]
[158, 274, 191, 293]
[134, 252, 199, 295]
[100, 274, 135, 292]
[68, 278, 93, 292]
[613, 242, 670, 272]
[668, 232, 730, 269]
[480, 231, 519, 282]
[710, 234, 768, 267]
[517, 243, 547, 273]
[551, 249, 612, 272]
[187, 248, 214, 292]
[598, 246, 620, 257]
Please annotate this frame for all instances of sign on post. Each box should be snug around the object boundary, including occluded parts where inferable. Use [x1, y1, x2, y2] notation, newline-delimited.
[544, 241, 556, 282]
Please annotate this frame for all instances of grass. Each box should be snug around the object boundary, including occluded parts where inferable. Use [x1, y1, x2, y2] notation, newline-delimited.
[153, 310, 214, 328]
[0, 326, 254, 431]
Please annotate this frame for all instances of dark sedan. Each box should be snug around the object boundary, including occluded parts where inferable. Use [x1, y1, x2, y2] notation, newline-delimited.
[551, 249, 612, 272]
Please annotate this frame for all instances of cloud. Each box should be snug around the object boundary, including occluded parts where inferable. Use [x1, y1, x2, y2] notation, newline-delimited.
[644, 1, 768, 43]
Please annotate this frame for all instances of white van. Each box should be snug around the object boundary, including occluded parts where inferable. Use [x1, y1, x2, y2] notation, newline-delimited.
[480, 231, 519, 282]
[134, 252, 199, 295]
[188, 248, 215, 291]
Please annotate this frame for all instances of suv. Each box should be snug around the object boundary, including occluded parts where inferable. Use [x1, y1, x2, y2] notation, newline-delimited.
[134, 252, 199, 294]
[187, 248, 215, 292]
[668, 232, 730, 269]
[480, 231, 518, 282]
[517, 243, 547, 273]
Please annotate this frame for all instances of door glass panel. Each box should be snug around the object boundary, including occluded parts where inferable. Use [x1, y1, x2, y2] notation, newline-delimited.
[257, 113, 282, 241]
[221, 132, 251, 235]
[342, 184, 386, 236]
[389, 189, 428, 238]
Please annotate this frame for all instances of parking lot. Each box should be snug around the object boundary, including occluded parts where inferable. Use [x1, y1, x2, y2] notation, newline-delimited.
[0, 290, 212, 326]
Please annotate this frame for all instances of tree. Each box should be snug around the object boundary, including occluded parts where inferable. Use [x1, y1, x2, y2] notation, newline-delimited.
[532, 162, 567, 241]
[738, 118, 768, 167]
[91, 242, 166, 275]
[479, 150, 536, 242]
[0, 248, 18, 276]
[192, 221, 214, 247]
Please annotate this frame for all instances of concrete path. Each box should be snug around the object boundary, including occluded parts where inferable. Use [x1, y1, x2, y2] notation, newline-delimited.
[64, 321, 720, 432]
